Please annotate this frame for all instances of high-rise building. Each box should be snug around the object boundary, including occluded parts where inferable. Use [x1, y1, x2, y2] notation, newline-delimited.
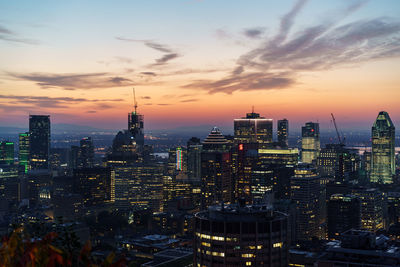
[371, 111, 395, 184]
[128, 111, 144, 148]
[18, 133, 29, 173]
[234, 111, 273, 145]
[301, 122, 320, 164]
[187, 137, 202, 181]
[73, 167, 115, 207]
[290, 165, 324, 241]
[78, 137, 94, 168]
[29, 115, 50, 170]
[0, 141, 14, 165]
[327, 194, 361, 239]
[167, 146, 187, 175]
[201, 127, 232, 209]
[194, 202, 289, 266]
[277, 119, 289, 147]
[114, 163, 164, 212]
[352, 187, 384, 232]
[0, 165, 20, 203]
[317, 144, 360, 182]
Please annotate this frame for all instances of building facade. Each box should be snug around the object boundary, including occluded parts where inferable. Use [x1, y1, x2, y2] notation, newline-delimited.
[29, 115, 50, 170]
[371, 111, 395, 184]
[194, 203, 289, 266]
[301, 122, 320, 164]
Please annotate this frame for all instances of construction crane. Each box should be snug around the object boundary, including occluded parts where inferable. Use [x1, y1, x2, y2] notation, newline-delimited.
[133, 88, 138, 114]
[331, 113, 344, 145]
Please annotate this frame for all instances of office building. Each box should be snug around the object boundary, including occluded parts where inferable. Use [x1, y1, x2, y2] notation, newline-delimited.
[352, 187, 384, 232]
[317, 144, 360, 182]
[290, 165, 324, 241]
[78, 137, 94, 168]
[327, 194, 361, 239]
[187, 137, 202, 181]
[128, 110, 144, 148]
[29, 115, 50, 170]
[18, 133, 29, 173]
[234, 111, 273, 145]
[277, 119, 289, 147]
[194, 202, 289, 266]
[73, 167, 115, 207]
[114, 163, 164, 212]
[317, 230, 400, 266]
[371, 111, 395, 184]
[201, 127, 232, 208]
[301, 122, 320, 164]
[0, 141, 14, 165]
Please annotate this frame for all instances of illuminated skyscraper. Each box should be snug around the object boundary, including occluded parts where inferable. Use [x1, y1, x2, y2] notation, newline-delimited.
[352, 187, 384, 232]
[29, 115, 50, 170]
[301, 122, 320, 164]
[201, 127, 232, 208]
[234, 111, 273, 145]
[0, 141, 14, 165]
[18, 133, 29, 173]
[290, 165, 324, 241]
[371, 111, 395, 184]
[277, 119, 289, 147]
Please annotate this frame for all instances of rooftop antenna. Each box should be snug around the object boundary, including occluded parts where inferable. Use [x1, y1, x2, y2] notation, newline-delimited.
[133, 87, 138, 114]
[252, 105, 254, 113]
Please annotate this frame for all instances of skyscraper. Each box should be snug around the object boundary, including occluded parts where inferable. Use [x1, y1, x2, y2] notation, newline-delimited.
[187, 137, 202, 181]
[29, 115, 50, 170]
[78, 137, 94, 168]
[0, 141, 14, 165]
[371, 111, 395, 184]
[201, 127, 232, 208]
[277, 119, 289, 147]
[18, 133, 29, 173]
[234, 110, 273, 145]
[73, 167, 115, 207]
[128, 111, 144, 148]
[290, 165, 324, 241]
[301, 122, 320, 164]
[352, 187, 384, 232]
[327, 194, 361, 239]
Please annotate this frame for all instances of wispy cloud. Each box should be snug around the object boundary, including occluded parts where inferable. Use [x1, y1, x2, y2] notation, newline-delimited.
[243, 27, 265, 39]
[0, 23, 39, 45]
[116, 36, 180, 66]
[8, 72, 135, 90]
[0, 94, 122, 110]
[180, 98, 199, 103]
[185, 0, 400, 94]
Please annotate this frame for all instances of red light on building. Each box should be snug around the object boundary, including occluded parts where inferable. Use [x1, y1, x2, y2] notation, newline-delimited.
[239, 144, 244, 151]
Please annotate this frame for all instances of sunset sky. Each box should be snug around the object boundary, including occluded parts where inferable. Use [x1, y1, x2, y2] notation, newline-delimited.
[1, 0, 400, 132]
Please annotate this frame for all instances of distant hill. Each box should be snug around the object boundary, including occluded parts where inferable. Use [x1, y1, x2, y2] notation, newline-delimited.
[0, 124, 116, 135]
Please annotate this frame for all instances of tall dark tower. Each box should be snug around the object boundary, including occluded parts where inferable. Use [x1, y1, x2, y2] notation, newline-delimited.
[371, 111, 395, 184]
[128, 88, 144, 148]
[78, 137, 94, 168]
[277, 119, 289, 147]
[29, 115, 50, 170]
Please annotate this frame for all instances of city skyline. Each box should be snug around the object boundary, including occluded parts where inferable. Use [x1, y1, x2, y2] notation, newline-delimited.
[1, 0, 400, 131]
